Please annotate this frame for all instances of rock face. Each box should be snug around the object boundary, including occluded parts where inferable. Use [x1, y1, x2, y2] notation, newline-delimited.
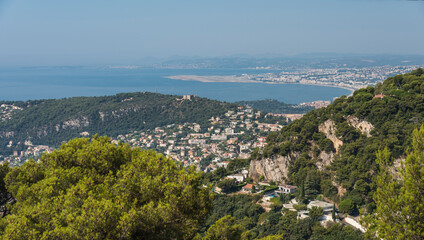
[62, 117, 90, 129]
[346, 116, 374, 137]
[249, 153, 299, 183]
[0, 131, 15, 138]
[332, 181, 347, 197]
[318, 119, 343, 152]
[316, 151, 335, 170]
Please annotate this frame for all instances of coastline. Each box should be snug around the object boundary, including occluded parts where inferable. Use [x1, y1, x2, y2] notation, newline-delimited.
[166, 75, 262, 83]
[166, 75, 356, 95]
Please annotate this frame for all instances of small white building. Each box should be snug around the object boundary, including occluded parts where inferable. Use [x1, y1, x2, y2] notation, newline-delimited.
[226, 173, 245, 182]
[216, 161, 230, 168]
[276, 185, 297, 195]
[308, 200, 333, 213]
[241, 169, 249, 178]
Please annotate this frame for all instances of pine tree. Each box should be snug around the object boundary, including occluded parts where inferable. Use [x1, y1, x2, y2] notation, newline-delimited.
[297, 181, 306, 203]
[0, 137, 213, 240]
[363, 125, 424, 239]
[332, 204, 336, 221]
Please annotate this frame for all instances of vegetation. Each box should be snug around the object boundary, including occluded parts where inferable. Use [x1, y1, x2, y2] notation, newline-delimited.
[338, 199, 357, 216]
[308, 206, 324, 221]
[236, 99, 314, 114]
[363, 125, 424, 240]
[198, 194, 363, 239]
[201, 215, 250, 240]
[0, 136, 213, 240]
[217, 178, 238, 193]
[256, 69, 424, 209]
[0, 92, 238, 156]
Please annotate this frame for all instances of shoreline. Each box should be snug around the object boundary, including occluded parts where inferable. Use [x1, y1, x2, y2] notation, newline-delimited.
[166, 75, 262, 83]
[166, 75, 356, 95]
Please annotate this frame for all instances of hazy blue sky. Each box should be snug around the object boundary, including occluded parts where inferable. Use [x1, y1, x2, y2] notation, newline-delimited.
[0, 0, 423, 66]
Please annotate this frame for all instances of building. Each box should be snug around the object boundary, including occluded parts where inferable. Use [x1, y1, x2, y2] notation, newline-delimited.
[374, 94, 385, 99]
[242, 184, 257, 193]
[182, 95, 197, 100]
[226, 173, 245, 182]
[275, 185, 297, 195]
[216, 161, 230, 168]
[241, 169, 249, 178]
[307, 200, 333, 213]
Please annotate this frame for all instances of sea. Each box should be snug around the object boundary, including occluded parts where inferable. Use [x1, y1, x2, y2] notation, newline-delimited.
[0, 67, 351, 104]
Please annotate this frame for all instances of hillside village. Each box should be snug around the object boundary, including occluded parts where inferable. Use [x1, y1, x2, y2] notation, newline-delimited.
[1, 101, 288, 168]
[114, 104, 286, 172]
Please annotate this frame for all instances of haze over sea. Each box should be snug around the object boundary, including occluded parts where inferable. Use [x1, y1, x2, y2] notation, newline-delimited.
[0, 67, 350, 104]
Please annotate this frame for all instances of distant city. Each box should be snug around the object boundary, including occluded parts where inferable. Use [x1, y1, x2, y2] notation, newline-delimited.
[240, 65, 419, 91]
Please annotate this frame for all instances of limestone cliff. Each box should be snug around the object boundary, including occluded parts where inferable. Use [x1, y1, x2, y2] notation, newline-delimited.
[318, 119, 343, 153]
[249, 153, 299, 183]
[316, 151, 336, 170]
[346, 116, 374, 137]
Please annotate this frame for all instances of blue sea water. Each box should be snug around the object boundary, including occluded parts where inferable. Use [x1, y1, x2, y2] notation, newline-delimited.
[0, 67, 351, 104]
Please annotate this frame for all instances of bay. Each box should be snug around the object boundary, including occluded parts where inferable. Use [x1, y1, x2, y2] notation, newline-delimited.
[0, 67, 351, 104]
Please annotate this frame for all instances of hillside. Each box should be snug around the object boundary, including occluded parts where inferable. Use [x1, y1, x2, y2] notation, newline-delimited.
[0, 92, 238, 156]
[249, 68, 424, 211]
[235, 99, 314, 114]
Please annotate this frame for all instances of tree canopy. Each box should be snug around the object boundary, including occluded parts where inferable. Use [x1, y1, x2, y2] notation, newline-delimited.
[0, 136, 213, 240]
[363, 125, 424, 240]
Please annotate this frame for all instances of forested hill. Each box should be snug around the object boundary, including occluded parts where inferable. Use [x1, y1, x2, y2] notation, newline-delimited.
[250, 68, 424, 211]
[0, 92, 237, 155]
[236, 99, 314, 114]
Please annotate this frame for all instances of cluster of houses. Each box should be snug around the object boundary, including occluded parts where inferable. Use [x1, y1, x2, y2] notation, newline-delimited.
[114, 106, 285, 171]
[245, 65, 418, 92]
[222, 170, 342, 226]
[1, 143, 53, 166]
[0, 104, 23, 121]
[216, 167, 365, 231]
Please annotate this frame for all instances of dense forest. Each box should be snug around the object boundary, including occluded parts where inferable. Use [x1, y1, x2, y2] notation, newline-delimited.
[254, 68, 424, 214]
[0, 92, 238, 155]
[236, 99, 314, 114]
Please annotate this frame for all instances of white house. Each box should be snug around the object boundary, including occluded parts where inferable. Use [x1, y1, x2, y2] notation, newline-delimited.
[275, 185, 297, 195]
[307, 200, 333, 213]
[226, 173, 245, 182]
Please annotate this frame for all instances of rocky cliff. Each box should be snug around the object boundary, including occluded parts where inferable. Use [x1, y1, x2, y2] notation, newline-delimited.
[249, 153, 299, 183]
[346, 116, 374, 137]
[318, 119, 343, 153]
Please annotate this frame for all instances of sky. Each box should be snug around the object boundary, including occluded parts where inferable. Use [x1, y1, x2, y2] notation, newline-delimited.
[0, 0, 423, 66]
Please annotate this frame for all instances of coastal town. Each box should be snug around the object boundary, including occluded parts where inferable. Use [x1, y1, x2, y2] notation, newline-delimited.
[1, 103, 289, 168]
[169, 65, 419, 92]
[244, 65, 420, 91]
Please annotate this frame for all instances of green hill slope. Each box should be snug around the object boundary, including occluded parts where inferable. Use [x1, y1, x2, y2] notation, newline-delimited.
[0, 92, 237, 156]
[249, 68, 424, 210]
[235, 99, 314, 114]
